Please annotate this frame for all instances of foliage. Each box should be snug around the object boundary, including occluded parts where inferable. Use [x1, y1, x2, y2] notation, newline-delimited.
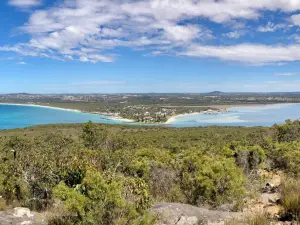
[1, 120, 300, 222]
[234, 145, 266, 174]
[272, 141, 300, 175]
[180, 150, 245, 206]
[53, 168, 152, 224]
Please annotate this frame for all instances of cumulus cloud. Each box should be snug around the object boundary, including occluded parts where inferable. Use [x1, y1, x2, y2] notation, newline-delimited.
[181, 44, 300, 65]
[291, 14, 300, 26]
[290, 34, 300, 43]
[223, 30, 245, 39]
[8, 0, 41, 8]
[2, 0, 300, 64]
[257, 22, 286, 32]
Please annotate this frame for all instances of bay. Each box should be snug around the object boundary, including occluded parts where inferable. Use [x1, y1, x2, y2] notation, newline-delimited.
[170, 103, 300, 127]
[0, 103, 300, 130]
[0, 104, 129, 129]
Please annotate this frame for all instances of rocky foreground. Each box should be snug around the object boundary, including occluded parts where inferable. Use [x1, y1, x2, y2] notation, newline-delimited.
[0, 171, 293, 225]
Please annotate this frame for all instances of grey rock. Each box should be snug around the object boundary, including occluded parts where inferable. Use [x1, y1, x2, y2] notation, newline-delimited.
[13, 208, 33, 218]
[0, 208, 46, 225]
[151, 203, 243, 225]
[260, 193, 281, 205]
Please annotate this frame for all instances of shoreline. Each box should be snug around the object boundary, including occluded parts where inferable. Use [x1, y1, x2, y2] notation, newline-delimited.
[164, 103, 298, 124]
[1, 102, 297, 125]
[0, 103, 82, 112]
[0, 103, 135, 123]
[165, 112, 202, 124]
[110, 116, 135, 123]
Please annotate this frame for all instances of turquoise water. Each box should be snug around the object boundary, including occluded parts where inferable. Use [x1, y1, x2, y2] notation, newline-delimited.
[0, 104, 130, 130]
[0, 103, 300, 130]
[169, 103, 300, 127]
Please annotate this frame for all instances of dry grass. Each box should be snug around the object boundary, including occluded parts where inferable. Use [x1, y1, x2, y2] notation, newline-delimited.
[0, 198, 7, 210]
[281, 178, 300, 221]
[225, 213, 271, 225]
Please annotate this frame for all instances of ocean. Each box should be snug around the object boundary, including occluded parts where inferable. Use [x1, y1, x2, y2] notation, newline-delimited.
[0, 104, 129, 129]
[169, 103, 300, 127]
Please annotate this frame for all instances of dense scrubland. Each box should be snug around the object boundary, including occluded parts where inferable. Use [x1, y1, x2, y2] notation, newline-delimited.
[1, 121, 300, 224]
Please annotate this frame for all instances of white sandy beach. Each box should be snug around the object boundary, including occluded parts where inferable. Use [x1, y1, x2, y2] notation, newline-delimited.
[165, 112, 202, 124]
[0, 103, 135, 123]
[0, 103, 82, 112]
[111, 116, 135, 123]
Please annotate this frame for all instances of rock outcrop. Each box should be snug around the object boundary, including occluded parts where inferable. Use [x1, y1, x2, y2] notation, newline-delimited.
[0, 207, 46, 225]
[151, 203, 243, 225]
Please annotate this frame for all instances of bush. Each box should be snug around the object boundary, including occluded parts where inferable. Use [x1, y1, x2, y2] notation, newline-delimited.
[273, 141, 300, 175]
[273, 120, 300, 143]
[180, 150, 245, 206]
[234, 146, 266, 174]
[53, 168, 152, 224]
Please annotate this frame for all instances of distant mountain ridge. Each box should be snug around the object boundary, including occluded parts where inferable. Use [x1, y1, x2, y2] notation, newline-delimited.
[205, 91, 225, 95]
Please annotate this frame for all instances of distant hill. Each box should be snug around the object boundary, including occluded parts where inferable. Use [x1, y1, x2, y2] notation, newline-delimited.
[205, 91, 225, 95]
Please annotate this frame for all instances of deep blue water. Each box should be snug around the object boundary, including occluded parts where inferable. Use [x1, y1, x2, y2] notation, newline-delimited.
[169, 103, 300, 127]
[0, 103, 300, 130]
[0, 104, 130, 129]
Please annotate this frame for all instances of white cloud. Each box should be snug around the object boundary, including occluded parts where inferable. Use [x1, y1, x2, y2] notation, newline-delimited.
[181, 44, 300, 65]
[3, 0, 300, 64]
[290, 34, 300, 43]
[274, 72, 297, 76]
[257, 22, 285, 32]
[8, 0, 41, 8]
[163, 25, 200, 41]
[291, 14, 300, 26]
[223, 30, 245, 39]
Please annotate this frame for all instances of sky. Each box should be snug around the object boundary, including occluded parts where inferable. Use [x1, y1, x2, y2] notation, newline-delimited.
[1, 0, 300, 93]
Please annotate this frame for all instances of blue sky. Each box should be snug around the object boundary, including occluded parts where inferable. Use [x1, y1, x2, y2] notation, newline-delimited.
[1, 0, 300, 93]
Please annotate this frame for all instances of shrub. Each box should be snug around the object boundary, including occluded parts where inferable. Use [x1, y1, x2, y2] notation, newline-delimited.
[273, 120, 300, 143]
[53, 168, 152, 224]
[180, 150, 245, 206]
[234, 146, 266, 174]
[273, 141, 300, 175]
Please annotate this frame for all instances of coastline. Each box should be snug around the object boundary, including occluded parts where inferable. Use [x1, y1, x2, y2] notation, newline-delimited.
[0, 103, 82, 112]
[164, 103, 298, 124]
[165, 112, 202, 124]
[1, 102, 297, 125]
[0, 103, 135, 123]
[110, 116, 135, 123]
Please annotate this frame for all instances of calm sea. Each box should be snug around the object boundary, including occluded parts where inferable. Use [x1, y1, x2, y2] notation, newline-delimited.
[0, 104, 129, 130]
[0, 103, 299, 130]
[170, 103, 300, 127]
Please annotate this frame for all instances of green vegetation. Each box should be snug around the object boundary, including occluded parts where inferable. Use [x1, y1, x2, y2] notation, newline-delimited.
[1, 120, 300, 223]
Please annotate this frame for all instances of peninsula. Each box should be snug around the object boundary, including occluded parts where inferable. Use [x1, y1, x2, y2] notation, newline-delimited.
[1, 92, 299, 123]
